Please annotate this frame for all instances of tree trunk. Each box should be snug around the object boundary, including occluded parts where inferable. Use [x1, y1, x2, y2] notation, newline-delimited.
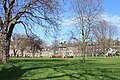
[81, 26, 86, 63]
[13, 49, 17, 57]
[21, 50, 24, 57]
[82, 55, 85, 63]
[32, 53, 35, 58]
[0, 33, 10, 64]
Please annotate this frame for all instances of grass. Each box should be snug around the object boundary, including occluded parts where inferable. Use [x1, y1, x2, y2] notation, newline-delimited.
[0, 57, 120, 80]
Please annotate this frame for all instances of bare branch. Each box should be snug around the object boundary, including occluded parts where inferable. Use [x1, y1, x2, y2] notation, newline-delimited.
[3, 0, 7, 13]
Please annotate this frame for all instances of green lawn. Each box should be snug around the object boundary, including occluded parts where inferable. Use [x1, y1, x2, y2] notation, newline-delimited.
[0, 57, 120, 80]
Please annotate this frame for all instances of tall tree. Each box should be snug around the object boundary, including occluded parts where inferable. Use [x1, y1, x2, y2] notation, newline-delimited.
[0, 0, 62, 64]
[107, 23, 117, 48]
[71, 0, 103, 62]
[93, 20, 117, 53]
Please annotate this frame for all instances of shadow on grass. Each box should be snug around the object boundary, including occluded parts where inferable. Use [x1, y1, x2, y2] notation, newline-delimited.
[39, 68, 120, 80]
[40, 67, 120, 80]
[0, 58, 120, 80]
[0, 59, 72, 80]
[9, 58, 66, 63]
[0, 65, 24, 80]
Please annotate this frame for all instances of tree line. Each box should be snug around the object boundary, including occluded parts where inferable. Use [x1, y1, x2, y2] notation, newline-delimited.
[11, 33, 44, 57]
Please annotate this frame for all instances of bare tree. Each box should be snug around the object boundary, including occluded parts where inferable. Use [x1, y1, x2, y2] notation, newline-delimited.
[11, 33, 20, 57]
[107, 23, 117, 48]
[18, 35, 28, 57]
[93, 20, 118, 53]
[93, 20, 108, 53]
[52, 39, 59, 54]
[11, 34, 28, 57]
[71, 0, 103, 62]
[28, 34, 43, 57]
[11, 33, 44, 57]
[0, 0, 63, 63]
